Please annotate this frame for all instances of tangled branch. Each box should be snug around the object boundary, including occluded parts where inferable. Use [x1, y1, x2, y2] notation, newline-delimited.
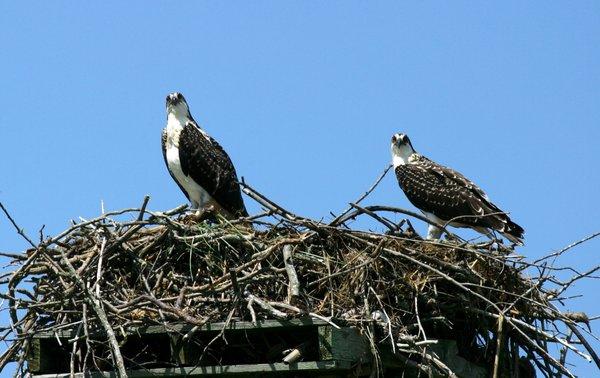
[0, 175, 598, 377]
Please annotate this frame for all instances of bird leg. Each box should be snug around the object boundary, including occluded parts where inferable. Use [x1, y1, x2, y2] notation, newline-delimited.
[426, 224, 443, 240]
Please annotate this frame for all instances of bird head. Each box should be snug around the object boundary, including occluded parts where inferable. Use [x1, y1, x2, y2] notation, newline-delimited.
[166, 92, 191, 119]
[391, 133, 416, 166]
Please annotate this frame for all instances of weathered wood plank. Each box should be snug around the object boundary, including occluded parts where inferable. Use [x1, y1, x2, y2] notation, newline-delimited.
[31, 360, 349, 377]
[31, 318, 328, 339]
[429, 340, 487, 378]
[377, 340, 489, 378]
[28, 338, 70, 374]
[27, 338, 42, 373]
[29, 318, 330, 373]
[318, 326, 368, 364]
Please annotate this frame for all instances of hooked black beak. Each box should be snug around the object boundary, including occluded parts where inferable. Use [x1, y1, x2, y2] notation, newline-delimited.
[166, 92, 183, 106]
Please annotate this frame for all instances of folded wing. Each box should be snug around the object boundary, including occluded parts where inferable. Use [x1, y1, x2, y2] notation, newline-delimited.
[178, 122, 248, 217]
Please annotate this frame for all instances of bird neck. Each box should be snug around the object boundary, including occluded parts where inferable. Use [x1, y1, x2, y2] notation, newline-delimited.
[167, 111, 189, 129]
[393, 154, 407, 167]
[392, 147, 417, 167]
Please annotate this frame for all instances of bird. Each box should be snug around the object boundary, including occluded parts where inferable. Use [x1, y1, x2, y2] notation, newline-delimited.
[390, 133, 524, 245]
[161, 92, 248, 220]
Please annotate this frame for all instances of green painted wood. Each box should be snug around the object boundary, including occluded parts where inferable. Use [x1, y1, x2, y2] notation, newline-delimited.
[318, 326, 368, 364]
[378, 340, 489, 378]
[31, 318, 328, 340]
[27, 338, 42, 373]
[28, 319, 492, 378]
[27, 338, 70, 374]
[377, 348, 444, 378]
[169, 332, 185, 365]
[31, 360, 350, 377]
[28, 318, 333, 373]
[429, 340, 488, 378]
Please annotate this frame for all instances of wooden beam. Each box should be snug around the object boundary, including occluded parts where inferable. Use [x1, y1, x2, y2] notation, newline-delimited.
[32, 360, 349, 378]
[318, 326, 368, 363]
[31, 318, 328, 340]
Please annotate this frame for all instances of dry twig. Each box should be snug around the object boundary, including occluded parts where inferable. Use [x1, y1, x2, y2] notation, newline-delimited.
[0, 188, 597, 377]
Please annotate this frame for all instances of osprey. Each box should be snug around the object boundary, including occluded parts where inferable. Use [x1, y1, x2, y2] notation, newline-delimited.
[162, 92, 248, 219]
[391, 133, 524, 245]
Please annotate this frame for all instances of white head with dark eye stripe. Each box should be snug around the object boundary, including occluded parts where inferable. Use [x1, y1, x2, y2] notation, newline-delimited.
[391, 133, 416, 167]
[166, 92, 192, 122]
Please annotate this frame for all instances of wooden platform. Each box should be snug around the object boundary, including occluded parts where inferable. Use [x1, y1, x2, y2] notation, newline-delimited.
[28, 318, 370, 377]
[27, 318, 487, 377]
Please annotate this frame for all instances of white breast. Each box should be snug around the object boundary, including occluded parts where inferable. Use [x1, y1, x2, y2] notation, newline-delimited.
[164, 116, 215, 209]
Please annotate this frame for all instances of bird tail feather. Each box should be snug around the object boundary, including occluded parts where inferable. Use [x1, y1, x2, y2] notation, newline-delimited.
[501, 220, 524, 246]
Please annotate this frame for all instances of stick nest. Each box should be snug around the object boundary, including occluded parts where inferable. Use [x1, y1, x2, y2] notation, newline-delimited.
[1, 191, 596, 377]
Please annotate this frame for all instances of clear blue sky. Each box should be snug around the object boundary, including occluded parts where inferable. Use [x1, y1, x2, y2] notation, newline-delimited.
[1, 2, 599, 376]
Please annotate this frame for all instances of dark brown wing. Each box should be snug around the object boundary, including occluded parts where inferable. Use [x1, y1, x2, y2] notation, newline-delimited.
[179, 122, 248, 217]
[423, 157, 491, 202]
[395, 158, 521, 237]
[162, 130, 190, 201]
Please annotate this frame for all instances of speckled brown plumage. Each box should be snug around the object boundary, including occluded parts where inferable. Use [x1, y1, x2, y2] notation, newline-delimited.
[395, 155, 524, 241]
[161, 122, 248, 218]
